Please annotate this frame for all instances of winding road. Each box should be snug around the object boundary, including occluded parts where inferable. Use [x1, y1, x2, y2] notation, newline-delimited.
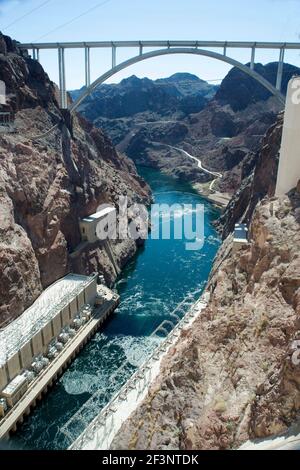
[156, 143, 223, 191]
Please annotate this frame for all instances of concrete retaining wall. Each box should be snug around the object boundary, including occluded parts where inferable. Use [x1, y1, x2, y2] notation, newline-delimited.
[19, 342, 33, 370]
[7, 354, 21, 382]
[0, 366, 8, 390]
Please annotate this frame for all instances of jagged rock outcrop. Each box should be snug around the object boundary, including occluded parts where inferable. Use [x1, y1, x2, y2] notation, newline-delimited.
[111, 185, 300, 450]
[0, 33, 151, 327]
[215, 63, 298, 111]
[218, 113, 283, 238]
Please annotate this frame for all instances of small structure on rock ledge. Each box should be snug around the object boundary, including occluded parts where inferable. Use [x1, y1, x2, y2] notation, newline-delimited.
[79, 207, 116, 244]
[233, 223, 249, 252]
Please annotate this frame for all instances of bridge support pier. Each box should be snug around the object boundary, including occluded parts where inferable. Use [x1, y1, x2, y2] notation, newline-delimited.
[85, 46, 91, 87]
[250, 46, 256, 70]
[32, 48, 40, 62]
[112, 45, 116, 68]
[58, 47, 67, 109]
[276, 47, 285, 91]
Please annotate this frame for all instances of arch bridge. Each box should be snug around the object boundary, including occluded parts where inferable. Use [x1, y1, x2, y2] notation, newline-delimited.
[19, 40, 300, 111]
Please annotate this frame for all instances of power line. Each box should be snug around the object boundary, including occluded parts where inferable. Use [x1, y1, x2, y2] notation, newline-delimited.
[2, 0, 53, 31]
[33, 0, 114, 42]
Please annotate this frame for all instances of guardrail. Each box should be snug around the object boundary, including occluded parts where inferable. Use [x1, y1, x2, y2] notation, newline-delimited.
[67, 293, 209, 450]
[19, 40, 300, 50]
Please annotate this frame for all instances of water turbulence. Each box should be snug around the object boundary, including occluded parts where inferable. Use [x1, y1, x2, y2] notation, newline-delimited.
[10, 167, 221, 450]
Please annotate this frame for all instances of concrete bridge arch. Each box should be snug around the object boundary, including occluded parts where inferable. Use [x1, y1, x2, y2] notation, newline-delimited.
[69, 47, 286, 113]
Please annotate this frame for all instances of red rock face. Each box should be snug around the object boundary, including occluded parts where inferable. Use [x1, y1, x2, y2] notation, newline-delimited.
[0, 193, 42, 326]
[0, 34, 151, 327]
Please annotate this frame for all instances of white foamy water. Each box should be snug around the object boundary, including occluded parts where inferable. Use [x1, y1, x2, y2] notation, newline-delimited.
[62, 372, 101, 396]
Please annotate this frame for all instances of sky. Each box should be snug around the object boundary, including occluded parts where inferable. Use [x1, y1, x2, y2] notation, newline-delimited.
[0, 0, 299, 89]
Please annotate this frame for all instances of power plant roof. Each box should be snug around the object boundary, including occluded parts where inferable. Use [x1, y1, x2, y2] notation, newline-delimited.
[0, 274, 94, 369]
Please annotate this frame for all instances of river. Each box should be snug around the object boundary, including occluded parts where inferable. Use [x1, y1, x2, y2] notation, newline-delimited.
[9, 166, 221, 450]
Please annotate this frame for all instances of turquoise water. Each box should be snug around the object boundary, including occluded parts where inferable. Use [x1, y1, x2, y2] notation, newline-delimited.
[9, 167, 220, 450]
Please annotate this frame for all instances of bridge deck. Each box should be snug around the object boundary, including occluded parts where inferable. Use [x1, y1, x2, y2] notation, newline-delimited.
[19, 40, 300, 50]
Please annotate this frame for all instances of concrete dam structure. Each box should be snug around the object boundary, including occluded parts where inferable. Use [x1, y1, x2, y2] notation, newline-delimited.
[0, 273, 120, 438]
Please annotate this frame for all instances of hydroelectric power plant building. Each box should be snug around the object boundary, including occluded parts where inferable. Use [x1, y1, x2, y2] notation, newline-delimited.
[0, 273, 119, 438]
[0, 274, 96, 389]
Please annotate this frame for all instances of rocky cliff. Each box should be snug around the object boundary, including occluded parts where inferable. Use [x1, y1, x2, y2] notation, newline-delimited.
[0, 33, 151, 327]
[218, 113, 283, 238]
